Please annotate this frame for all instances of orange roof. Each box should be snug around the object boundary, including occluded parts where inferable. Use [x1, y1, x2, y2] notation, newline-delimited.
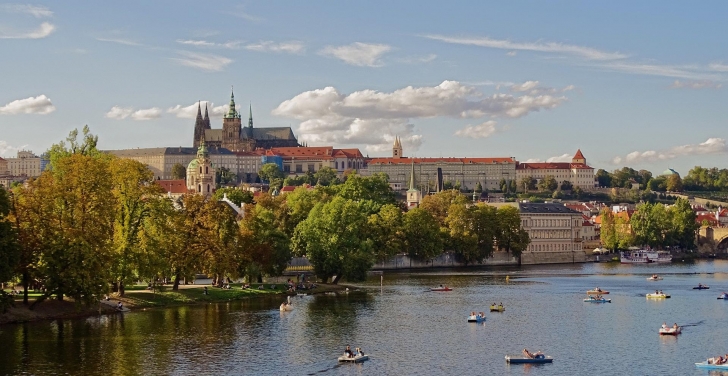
[573, 149, 585, 160]
[368, 157, 515, 165]
[332, 148, 363, 158]
[583, 221, 594, 226]
[696, 213, 719, 225]
[259, 146, 363, 160]
[156, 179, 188, 194]
[517, 162, 593, 170]
[280, 186, 297, 192]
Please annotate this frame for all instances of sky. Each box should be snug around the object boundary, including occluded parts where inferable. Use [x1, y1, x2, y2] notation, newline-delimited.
[1, 1, 727, 175]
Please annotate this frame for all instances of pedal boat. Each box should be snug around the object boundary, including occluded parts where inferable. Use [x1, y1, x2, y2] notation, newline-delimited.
[467, 314, 486, 323]
[647, 276, 663, 281]
[646, 293, 670, 299]
[279, 303, 293, 311]
[338, 354, 369, 363]
[696, 360, 728, 370]
[586, 290, 609, 295]
[659, 326, 681, 335]
[430, 287, 452, 292]
[490, 305, 505, 312]
[693, 285, 710, 290]
[584, 296, 611, 303]
[718, 293, 728, 300]
[505, 355, 553, 364]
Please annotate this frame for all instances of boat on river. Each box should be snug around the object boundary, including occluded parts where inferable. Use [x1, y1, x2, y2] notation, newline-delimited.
[718, 292, 728, 299]
[586, 289, 609, 295]
[693, 284, 710, 290]
[338, 354, 369, 363]
[467, 314, 486, 323]
[646, 293, 670, 299]
[620, 250, 672, 264]
[584, 296, 611, 303]
[490, 304, 505, 312]
[647, 275, 663, 281]
[696, 360, 728, 370]
[659, 326, 681, 335]
[505, 355, 553, 364]
[430, 286, 452, 292]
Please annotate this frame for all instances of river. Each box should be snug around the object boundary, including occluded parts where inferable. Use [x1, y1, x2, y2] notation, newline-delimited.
[3, 260, 728, 375]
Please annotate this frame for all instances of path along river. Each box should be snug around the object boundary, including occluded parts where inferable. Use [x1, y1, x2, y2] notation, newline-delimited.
[3, 260, 728, 375]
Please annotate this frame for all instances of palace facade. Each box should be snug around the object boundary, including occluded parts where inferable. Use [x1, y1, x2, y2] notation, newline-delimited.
[515, 150, 596, 190]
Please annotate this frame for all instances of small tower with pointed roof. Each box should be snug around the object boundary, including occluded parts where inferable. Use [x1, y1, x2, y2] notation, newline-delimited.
[248, 103, 253, 129]
[572, 149, 586, 165]
[193, 101, 206, 148]
[222, 87, 242, 151]
[203, 103, 211, 129]
[406, 159, 421, 209]
[392, 136, 403, 159]
[186, 138, 216, 196]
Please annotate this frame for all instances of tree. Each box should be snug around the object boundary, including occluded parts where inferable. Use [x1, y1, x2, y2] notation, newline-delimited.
[367, 204, 404, 262]
[259, 163, 284, 188]
[419, 190, 469, 225]
[335, 173, 395, 205]
[314, 166, 340, 186]
[216, 167, 237, 185]
[668, 198, 698, 250]
[538, 175, 558, 192]
[631, 202, 667, 248]
[519, 176, 537, 192]
[292, 197, 374, 283]
[171, 163, 186, 180]
[560, 180, 573, 191]
[666, 174, 683, 192]
[445, 204, 497, 265]
[495, 206, 530, 259]
[239, 205, 291, 282]
[403, 207, 442, 261]
[595, 169, 612, 188]
[0, 187, 19, 312]
[497, 179, 506, 192]
[212, 187, 254, 207]
[46, 125, 101, 171]
[284, 186, 333, 237]
[599, 209, 618, 251]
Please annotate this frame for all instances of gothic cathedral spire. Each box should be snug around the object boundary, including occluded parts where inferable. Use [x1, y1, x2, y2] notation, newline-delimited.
[193, 101, 206, 148]
[226, 86, 239, 119]
[248, 103, 253, 128]
[203, 103, 210, 129]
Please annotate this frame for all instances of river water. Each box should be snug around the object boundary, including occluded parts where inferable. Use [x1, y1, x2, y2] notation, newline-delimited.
[3, 260, 728, 375]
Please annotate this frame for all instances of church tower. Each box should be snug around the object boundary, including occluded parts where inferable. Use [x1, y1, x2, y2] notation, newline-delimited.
[406, 160, 421, 209]
[222, 87, 242, 151]
[203, 103, 211, 130]
[186, 139, 216, 196]
[392, 136, 403, 159]
[572, 149, 586, 165]
[193, 102, 205, 148]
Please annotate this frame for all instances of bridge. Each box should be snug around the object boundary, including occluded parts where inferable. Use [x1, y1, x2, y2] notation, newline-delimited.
[698, 227, 728, 250]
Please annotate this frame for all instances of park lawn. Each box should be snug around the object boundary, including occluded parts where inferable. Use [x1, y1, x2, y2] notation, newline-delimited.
[121, 284, 286, 307]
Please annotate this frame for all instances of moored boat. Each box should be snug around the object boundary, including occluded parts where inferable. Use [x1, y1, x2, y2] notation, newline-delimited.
[620, 250, 672, 264]
[647, 275, 663, 281]
[584, 296, 611, 303]
[586, 289, 609, 295]
[505, 355, 553, 364]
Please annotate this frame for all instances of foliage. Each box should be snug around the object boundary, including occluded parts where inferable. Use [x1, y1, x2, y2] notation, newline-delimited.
[631, 198, 697, 249]
[538, 175, 558, 192]
[476, 181, 484, 193]
[402, 207, 442, 261]
[445, 204, 497, 265]
[683, 166, 728, 191]
[334, 173, 395, 205]
[666, 174, 683, 192]
[419, 190, 468, 225]
[367, 204, 404, 262]
[259, 163, 284, 188]
[314, 166, 340, 186]
[0, 187, 19, 312]
[216, 167, 237, 185]
[519, 176, 537, 191]
[560, 180, 573, 191]
[212, 187, 254, 206]
[495, 206, 530, 258]
[46, 125, 101, 171]
[239, 205, 291, 281]
[171, 163, 186, 180]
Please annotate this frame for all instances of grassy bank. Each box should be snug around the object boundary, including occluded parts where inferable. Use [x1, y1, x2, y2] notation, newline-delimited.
[1, 283, 349, 325]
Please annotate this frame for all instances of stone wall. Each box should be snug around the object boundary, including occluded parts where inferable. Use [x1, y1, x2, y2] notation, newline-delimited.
[521, 250, 587, 265]
[372, 251, 519, 270]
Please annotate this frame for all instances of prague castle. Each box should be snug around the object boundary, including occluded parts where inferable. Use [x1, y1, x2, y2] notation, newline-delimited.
[193, 89, 299, 152]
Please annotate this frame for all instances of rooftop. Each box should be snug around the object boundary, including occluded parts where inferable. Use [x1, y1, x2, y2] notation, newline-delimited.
[369, 157, 516, 165]
[518, 203, 581, 214]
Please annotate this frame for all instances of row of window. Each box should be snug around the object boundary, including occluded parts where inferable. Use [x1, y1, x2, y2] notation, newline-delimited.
[528, 243, 577, 252]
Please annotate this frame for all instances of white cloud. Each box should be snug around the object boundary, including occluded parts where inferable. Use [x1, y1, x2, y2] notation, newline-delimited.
[95, 37, 142, 46]
[273, 80, 569, 152]
[0, 140, 29, 157]
[670, 80, 722, 89]
[106, 106, 162, 120]
[454, 120, 498, 139]
[245, 40, 305, 54]
[166, 101, 233, 119]
[506, 51, 517, 56]
[0, 95, 55, 114]
[176, 39, 243, 49]
[395, 54, 437, 64]
[171, 51, 232, 72]
[424, 34, 627, 61]
[709, 63, 728, 72]
[0, 21, 54, 39]
[319, 42, 392, 67]
[598, 61, 720, 81]
[0, 4, 53, 17]
[523, 153, 573, 163]
[511, 81, 540, 92]
[612, 138, 728, 165]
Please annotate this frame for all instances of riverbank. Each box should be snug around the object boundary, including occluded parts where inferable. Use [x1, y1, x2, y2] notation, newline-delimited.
[0, 283, 350, 325]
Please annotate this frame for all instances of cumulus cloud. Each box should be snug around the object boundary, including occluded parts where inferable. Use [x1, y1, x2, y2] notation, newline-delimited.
[0, 4, 53, 17]
[424, 34, 627, 61]
[105, 106, 162, 120]
[454, 120, 498, 139]
[166, 101, 234, 119]
[245, 40, 305, 54]
[273, 80, 569, 152]
[0, 95, 55, 114]
[612, 138, 728, 165]
[319, 42, 392, 67]
[0, 140, 28, 157]
[171, 51, 232, 72]
[523, 153, 573, 163]
[0, 21, 55, 39]
[670, 80, 722, 90]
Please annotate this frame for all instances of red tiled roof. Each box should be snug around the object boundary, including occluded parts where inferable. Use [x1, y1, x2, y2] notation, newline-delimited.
[258, 146, 364, 160]
[156, 179, 188, 194]
[517, 162, 593, 170]
[280, 186, 297, 192]
[332, 148, 364, 158]
[368, 157, 515, 165]
[696, 213, 719, 225]
[573, 149, 585, 160]
[583, 221, 594, 226]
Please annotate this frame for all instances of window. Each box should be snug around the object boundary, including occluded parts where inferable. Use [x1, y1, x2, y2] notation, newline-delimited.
[308, 164, 315, 172]
[296, 164, 303, 173]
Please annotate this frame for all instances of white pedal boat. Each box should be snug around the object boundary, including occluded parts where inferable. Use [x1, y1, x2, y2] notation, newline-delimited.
[659, 326, 681, 335]
[696, 360, 728, 370]
[338, 354, 369, 363]
[646, 293, 670, 299]
[467, 315, 486, 323]
[647, 276, 663, 281]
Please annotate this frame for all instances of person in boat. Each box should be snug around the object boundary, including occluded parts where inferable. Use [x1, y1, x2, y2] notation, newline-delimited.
[471, 311, 476, 317]
[659, 290, 663, 294]
[116, 302, 123, 311]
[673, 323, 678, 330]
[533, 350, 545, 359]
[522, 348, 534, 359]
[345, 345, 354, 358]
[655, 290, 659, 295]
[699, 283, 703, 288]
[661, 322, 668, 329]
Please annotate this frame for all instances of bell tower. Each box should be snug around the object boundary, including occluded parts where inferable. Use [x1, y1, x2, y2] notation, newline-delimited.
[392, 136, 403, 159]
[222, 87, 242, 151]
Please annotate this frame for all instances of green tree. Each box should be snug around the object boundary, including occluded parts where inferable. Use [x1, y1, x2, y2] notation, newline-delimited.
[292, 197, 374, 283]
[284, 186, 333, 237]
[595, 169, 612, 188]
[367, 204, 404, 262]
[46, 125, 101, 171]
[475, 181, 484, 193]
[495, 206, 530, 259]
[335, 173, 395, 205]
[445, 204, 497, 265]
[239, 205, 291, 282]
[667, 198, 698, 249]
[403, 207, 443, 261]
[560, 180, 573, 191]
[631, 202, 667, 248]
[171, 163, 186, 180]
[538, 175, 558, 192]
[666, 174, 683, 192]
[0, 187, 19, 312]
[419, 190, 469, 225]
[599, 209, 618, 251]
[216, 167, 237, 185]
[497, 179, 506, 192]
[259, 163, 284, 188]
[519, 176, 537, 192]
[213, 187, 254, 207]
[314, 166, 340, 186]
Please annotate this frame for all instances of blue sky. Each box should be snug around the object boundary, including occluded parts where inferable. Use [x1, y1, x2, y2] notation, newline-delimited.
[1, 1, 727, 175]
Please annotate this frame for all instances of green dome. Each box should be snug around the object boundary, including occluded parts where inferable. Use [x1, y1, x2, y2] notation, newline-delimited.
[661, 168, 679, 177]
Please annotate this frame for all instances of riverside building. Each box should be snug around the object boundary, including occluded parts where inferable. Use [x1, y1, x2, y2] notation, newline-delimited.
[518, 202, 586, 264]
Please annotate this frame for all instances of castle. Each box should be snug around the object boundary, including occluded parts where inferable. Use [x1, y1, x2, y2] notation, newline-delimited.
[193, 89, 299, 152]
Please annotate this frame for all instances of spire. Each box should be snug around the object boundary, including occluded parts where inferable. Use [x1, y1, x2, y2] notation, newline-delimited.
[196, 101, 202, 121]
[226, 86, 239, 119]
[248, 103, 253, 128]
[203, 103, 210, 128]
[409, 159, 416, 190]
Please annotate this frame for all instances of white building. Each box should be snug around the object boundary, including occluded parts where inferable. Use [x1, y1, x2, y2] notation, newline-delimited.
[516, 150, 596, 190]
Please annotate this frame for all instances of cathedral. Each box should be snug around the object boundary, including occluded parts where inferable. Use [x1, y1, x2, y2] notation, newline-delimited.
[193, 89, 300, 152]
